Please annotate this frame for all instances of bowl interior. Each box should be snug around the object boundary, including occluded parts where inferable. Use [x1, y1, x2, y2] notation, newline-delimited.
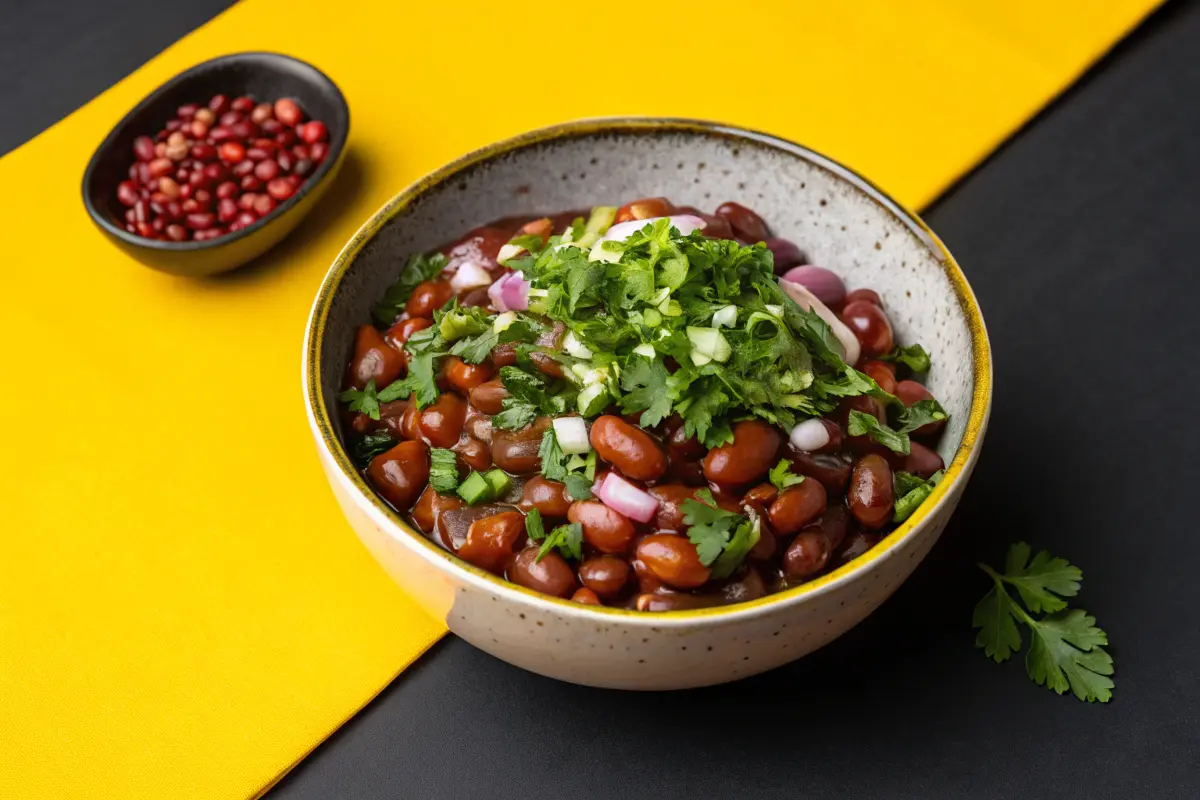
[83, 51, 349, 248]
[316, 122, 978, 475]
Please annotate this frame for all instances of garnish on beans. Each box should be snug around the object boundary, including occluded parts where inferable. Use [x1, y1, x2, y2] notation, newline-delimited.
[338, 199, 950, 610]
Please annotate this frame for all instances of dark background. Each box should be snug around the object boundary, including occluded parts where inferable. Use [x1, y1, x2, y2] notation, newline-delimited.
[4, 0, 1197, 796]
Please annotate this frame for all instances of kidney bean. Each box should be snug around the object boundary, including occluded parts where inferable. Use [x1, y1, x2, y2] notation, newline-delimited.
[237, 193, 258, 211]
[589, 415, 667, 481]
[443, 356, 493, 394]
[903, 440, 945, 478]
[631, 558, 666, 595]
[635, 592, 720, 612]
[614, 197, 674, 223]
[383, 316, 431, 349]
[749, 525, 777, 561]
[349, 324, 405, 390]
[569, 500, 637, 554]
[452, 435, 491, 472]
[276, 129, 298, 148]
[419, 392, 467, 448]
[860, 360, 897, 395]
[571, 587, 602, 605]
[411, 485, 464, 536]
[406, 279, 454, 318]
[491, 416, 551, 474]
[783, 529, 831, 580]
[367, 440, 429, 511]
[464, 412, 492, 444]
[230, 95, 255, 113]
[786, 448, 853, 495]
[468, 378, 508, 415]
[743, 483, 778, 512]
[816, 505, 850, 550]
[509, 547, 577, 598]
[692, 212, 734, 239]
[519, 476, 571, 517]
[845, 288, 882, 306]
[703, 420, 782, 487]
[635, 533, 711, 589]
[840, 300, 894, 358]
[529, 352, 566, 380]
[767, 480, 828, 535]
[398, 405, 422, 441]
[766, 238, 807, 273]
[837, 529, 880, 565]
[714, 201, 770, 242]
[648, 485, 700, 531]
[457, 511, 524, 573]
[577, 555, 630, 599]
[667, 423, 705, 462]
[895, 380, 946, 437]
[848, 454, 894, 530]
[490, 343, 517, 367]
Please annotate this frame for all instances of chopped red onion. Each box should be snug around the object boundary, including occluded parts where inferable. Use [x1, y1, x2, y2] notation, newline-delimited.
[779, 278, 862, 365]
[595, 472, 659, 523]
[600, 214, 707, 243]
[781, 265, 846, 307]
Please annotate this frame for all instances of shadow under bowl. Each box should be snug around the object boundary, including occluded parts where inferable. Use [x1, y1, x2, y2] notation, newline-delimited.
[81, 51, 350, 278]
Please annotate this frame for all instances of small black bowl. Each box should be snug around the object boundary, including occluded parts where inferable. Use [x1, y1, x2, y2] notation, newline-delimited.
[82, 52, 350, 278]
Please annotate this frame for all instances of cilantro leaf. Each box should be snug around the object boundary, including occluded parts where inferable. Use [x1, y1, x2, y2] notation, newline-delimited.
[681, 489, 745, 566]
[339, 379, 381, 420]
[525, 508, 545, 541]
[406, 353, 439, 408]
[493, 401, 537, 431]
[1025, 609, 1114, 702]
[972, 582, 1023, 663]
[429, 448, 460, 493]
[372, 253, 447, 323]
[563, 472, 593, 501]
[768, 459, 805, 491]
[619, 356, 672, 428]
[450, 329, 499, 364]
[896, 399, 948, 435]
[710, 518, 760, 579]
[880, 343, 931, 373]
[438, 305, 490, 341]
[537, 522, 583, 562]
[1001, 542, 1082, 614]
[377, 377, 415, 403]
[538, 428, 568, 481]
[352, 430, 397, 466]
[847, 410, 910, 455]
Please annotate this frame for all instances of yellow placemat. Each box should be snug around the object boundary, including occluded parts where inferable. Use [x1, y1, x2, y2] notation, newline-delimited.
[0, 1, 1158, 797]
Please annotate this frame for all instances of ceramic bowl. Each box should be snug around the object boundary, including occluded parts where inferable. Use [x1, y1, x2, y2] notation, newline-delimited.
[82, 52, 349, 278]
[303, 119, 992, 690]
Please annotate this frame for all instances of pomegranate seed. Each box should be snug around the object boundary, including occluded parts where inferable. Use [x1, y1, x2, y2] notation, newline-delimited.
[125, 209, 136, 223]
[167, 131, 187, 147]
[273, 98, 303, 126]
[228, 120, 258, 140]
[158, 177, 181, 199]
[203, 162, 229, 184]
[194, 108, 216, 126]
[186, 212, 215, 231]
[191, 143, 217, 162]
[231, 96, 255, 113]
[117, 181, 139, 206]
[251, 103, 274, 124]
[253, 194, 277, 216]
[219, 111, 243, 127]
[133, 136, 156, 162]
[151, 217, 166, 233]
[292, 144, 310, 161]
[275, 129, 297, 147]
[165, 201, 184, 221]
[181, 199, 201, 214]
[246, 147, 272, 162]
[293, 158, 314, 178]
[236, 211, 258, 227]
[132, 200, 150, 223]
[177, 103, 199, 119]
[254, 159, 279, 181]
[135, 221, 156, 238]
[219, 142, 246, 163]
[217, 197, 239, 223]
[187, 170, 209, 189]
[238, 193, 259, 211]
[165, 119, 182, 132]
[252, 137, 277, 151]
[240, 175, 263, 192]
[266, 178, 295, 200]
[192, 189, 214, 209]
[260, 119, 282, 135]
[216, 181, 238, 199]
[232, 159, 256, 177]
[299, 121, 328, 144]
[190, 120, 209, 139]
[310, 142, 329, 163]
[276, 151, 294, 173]
[208, 94, 230, 114]
[209, 126, 233, 144]
[148, 158, 174, 179]
[166, 224, 188, 241]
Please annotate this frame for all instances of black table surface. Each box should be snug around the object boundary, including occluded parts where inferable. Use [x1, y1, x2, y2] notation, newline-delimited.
[4, 1, 1198, 797]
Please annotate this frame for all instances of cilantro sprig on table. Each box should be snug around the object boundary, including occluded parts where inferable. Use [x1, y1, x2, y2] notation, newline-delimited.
[973, 543, 1114, 703]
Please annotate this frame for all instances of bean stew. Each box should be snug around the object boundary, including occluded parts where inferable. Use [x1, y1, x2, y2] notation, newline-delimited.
[339, 199, 949, 611]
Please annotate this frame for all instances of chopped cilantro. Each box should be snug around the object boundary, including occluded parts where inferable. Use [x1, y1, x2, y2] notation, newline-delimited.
[619, 355, 672, 428]
[525, 508, 545, 541]
[429, 448, 460, 493]
[536, 522, 583, 562]
[710, 518, 760, 579]
[537, 428, 568, 481]
[768, 459, 806, 491]
[895, 399, 948, 434]
[352, 430, 396, 466]
[681, 489, 747, 567]
[847, 410, 910, 455]
[563, 472, 593, 501]
[339, 379, 382, 420]
[880, 343, 932, 374]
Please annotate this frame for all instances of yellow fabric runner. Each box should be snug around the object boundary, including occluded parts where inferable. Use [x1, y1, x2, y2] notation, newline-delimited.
[0, 1, 1158, 796]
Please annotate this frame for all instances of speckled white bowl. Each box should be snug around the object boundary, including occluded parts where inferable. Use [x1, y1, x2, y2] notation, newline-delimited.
[303, 119, 992, 690]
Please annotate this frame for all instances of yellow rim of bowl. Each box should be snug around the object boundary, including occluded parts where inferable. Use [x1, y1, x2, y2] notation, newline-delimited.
[304, 117, 993, 623]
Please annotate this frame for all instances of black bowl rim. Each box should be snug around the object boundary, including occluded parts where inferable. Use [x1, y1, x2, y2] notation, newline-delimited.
[80, 51, 350, 252]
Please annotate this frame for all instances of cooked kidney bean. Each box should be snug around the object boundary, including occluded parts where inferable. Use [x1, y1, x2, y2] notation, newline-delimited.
[748, 526, 776, 562]
[406, 279, 454, 318]
[349, 325, 405, 390]
[569, 500, 636, 554]
[635, 533, 711, 589]
[436, 504, 508, 551]
[492, 417, 551, 474]
[903, 441, 945, 478]
[419, 392, 467, 448]
[367, 440, 429, 511]
[452, 436, 492, 472]
[490, 343, 518, 367]
[648, 484, 699, 531]
[443, 356, 493, 393]
[509, 547, 576, 598]
[816, 505, 851, 550]
[519, 476, 571, 517]
[412, 485, 464, 538]
[714, 201, 770, 242]
[743, 483, 779, 513]
[703, 420, 782, 486]
[722, 566, 767, 603]
[848, 454, 894, 529]
[589, 415, 667, 481]
[783, 529, 831, 580]
[845, 288, 882, 306]
[895, 380, 946, 437]
[384, 316, 432, 349]
[767, 480, 828, 535]
[457, 511, 525, 573]
[578, 555, 631, 599]
[442, 226, 510, 271]
[766, 238, 807, 274]
[614, 197, 674, 223]
[463, 411, 493, 444]
[635, 592, 718, 612]
[837, 529, 880, 565]
[860, 359, 897, 395]
[571, 587, 602, 605]
[840, 300, 895, 358]
[469, 379, 509, 415]
[398, 404, 422, 440]
[667, 423, 705, 462]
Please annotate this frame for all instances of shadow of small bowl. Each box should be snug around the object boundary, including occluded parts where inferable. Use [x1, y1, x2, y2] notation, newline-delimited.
[81, 51, 349, 278]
